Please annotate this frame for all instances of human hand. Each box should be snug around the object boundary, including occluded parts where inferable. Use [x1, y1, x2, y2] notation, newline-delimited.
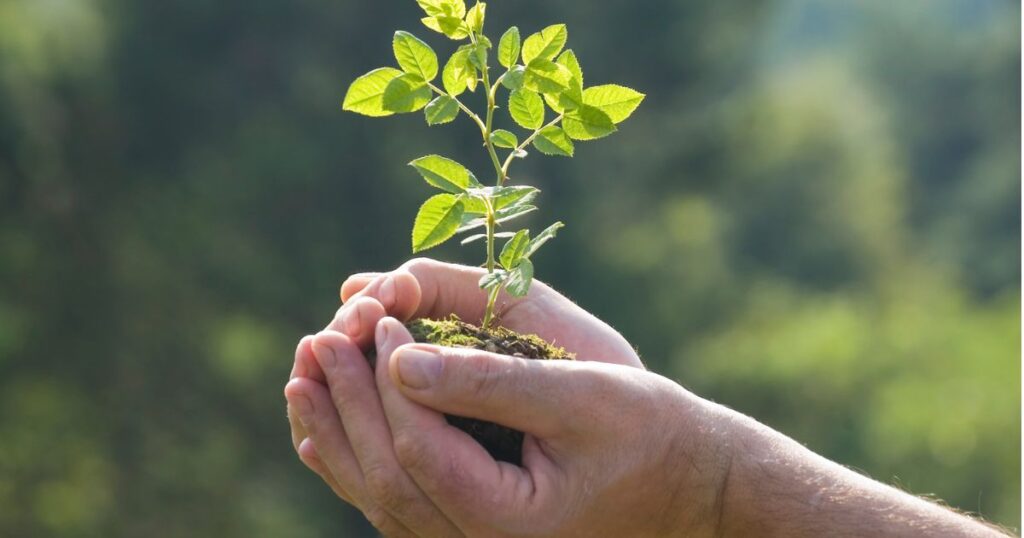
[337, 258, 643, 369]
[285, 259, 1004, 537]
[290, 316, 733, 537]
[284, 258, 645, 535]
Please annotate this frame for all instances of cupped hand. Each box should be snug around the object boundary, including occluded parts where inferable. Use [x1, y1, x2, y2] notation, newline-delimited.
[284, 258, 645, 535]
[290, 317, 733, 537]
[376, 320, 736, 537]
[337, 258, 643, 368]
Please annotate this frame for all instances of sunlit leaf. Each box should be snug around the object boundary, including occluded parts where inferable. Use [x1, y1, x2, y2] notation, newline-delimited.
[498, 26, 521, 68]
[522, 24, 567, 64]
[583, 84, 645, 123]
[409, 155, 477, 192]
[412, 194, 465, 252]
[382, 73, 432, 113]
[508, 89, 545, 129]
[533, 125, 574, 156]
[500, 230, 530, 269]
[342, 68, 404, 117]
[393, 31, 438, 81]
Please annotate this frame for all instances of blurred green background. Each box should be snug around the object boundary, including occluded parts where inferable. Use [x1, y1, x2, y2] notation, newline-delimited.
[0, 0, 1019, 535]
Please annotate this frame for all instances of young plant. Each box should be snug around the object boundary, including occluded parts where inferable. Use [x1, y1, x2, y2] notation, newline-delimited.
[343, 0, 643, 329]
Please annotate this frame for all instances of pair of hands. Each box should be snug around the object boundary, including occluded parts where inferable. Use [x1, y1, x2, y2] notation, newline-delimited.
[283, 259, 733, 537]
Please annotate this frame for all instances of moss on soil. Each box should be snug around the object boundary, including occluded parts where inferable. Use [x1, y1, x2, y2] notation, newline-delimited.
[388, 316, 574, 465]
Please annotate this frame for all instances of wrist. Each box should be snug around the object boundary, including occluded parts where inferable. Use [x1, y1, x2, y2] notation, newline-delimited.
[658, 388, 748, 538]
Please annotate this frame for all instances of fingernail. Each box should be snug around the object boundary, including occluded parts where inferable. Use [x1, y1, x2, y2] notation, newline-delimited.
[342, 307, 361, 337]
[312, 341, 337, 371]
[396, 348, 441, 389]
[379, 276, 396, 309]
[290, 393, 313, 422]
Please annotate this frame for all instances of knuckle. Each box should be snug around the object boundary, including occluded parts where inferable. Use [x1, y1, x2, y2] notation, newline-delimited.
[364, 464, 405, 510]
[393, 432, 429, 471]
[329, 387, 353, 414]
[402, 257, 440, 272]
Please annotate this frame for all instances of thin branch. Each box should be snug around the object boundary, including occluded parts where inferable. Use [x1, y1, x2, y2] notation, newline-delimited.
[500, 114, 565, 180]
[426, 82, 487, 136]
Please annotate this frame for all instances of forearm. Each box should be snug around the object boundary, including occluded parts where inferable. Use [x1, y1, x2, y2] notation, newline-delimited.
[715, 413, 1008, 537]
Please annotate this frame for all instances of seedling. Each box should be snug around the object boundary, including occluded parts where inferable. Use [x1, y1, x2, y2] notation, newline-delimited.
[343, 0, 643, 328]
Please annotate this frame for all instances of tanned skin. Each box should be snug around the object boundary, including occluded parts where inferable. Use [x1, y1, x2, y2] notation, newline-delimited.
[284, 258, 1011, 538]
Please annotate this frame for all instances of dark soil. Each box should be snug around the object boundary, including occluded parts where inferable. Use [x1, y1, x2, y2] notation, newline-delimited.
[370, 316, 574, 465]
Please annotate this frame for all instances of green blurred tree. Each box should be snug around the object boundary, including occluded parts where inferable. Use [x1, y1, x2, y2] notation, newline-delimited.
[0, 0, 1017, 535]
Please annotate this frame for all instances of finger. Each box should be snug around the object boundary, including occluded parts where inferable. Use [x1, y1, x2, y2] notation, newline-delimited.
[346, 271, 422, 321]
[286, 378, 364, 503]
[289, 336, 320, 451]
[390, 345, 600, 438]
[400, 258, 491, 322]
[340, 272, 381, 303]
[312, 331, 461, 537]
[377, 319, 538, 530]
[297, 437, 356, 505]
[347, 259, 489, 323]
[286, 377, 415, 537]
[325, 296, 388, 351]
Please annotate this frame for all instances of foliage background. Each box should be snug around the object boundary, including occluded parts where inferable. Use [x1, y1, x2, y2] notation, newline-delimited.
[0, 0, 1019, 535]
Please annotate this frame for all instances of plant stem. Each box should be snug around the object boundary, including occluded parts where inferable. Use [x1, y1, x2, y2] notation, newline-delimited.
[480, 56, 504, 184]
[426, 82, 487, 136]
[500, 114, 565, 182]
[481, 283, 501, 328]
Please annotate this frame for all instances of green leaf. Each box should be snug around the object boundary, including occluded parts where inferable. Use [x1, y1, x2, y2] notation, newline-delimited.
[409, 155, 477, 193]
[562, 105, 617, 140]
[342, 68, 404, 117]
[442, 48, 474, 96]
[461, 231, 515, 245]
[521, 24, 567, 64]
[505, 259, 534, 297]
[464, 185, 538, 211]
[492, 186, 539, 209]
[412, 194, 465, 252]
[441, 0, 467, 18]
[501, 65, 525, 90]
[533, 125, 574, 156]
[393, 31, 438, 81]
[465, 2, 486, 33]
[544, 50, 584, 113]
[490, 129, 519, 148]
[421, 16, 470, 39]
[424, 95, 460, 125]
[498, 27, 521, 68]
[416, 0, 445, 16]
[382, 73, 432, 113]
[467, 42, 489, 71]
[495, 203, 537, 222]
[557, 49, 583, 89]
[499, 230, 530, 269]
[457, 203, 537, 233]
[508, 89, 545, 130]
[583, 84, 645, 124]
[478, 269, 508, 291]
[460, 193, 488, 215]
[524, 222, 564, 258]
[524, 59, 573, 94]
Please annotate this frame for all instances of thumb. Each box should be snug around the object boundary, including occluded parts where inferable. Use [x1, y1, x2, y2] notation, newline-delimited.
[388, 345, 587, 438]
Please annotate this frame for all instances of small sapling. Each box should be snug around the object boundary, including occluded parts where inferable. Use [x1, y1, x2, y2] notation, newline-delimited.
[343, 0, 644, 462]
